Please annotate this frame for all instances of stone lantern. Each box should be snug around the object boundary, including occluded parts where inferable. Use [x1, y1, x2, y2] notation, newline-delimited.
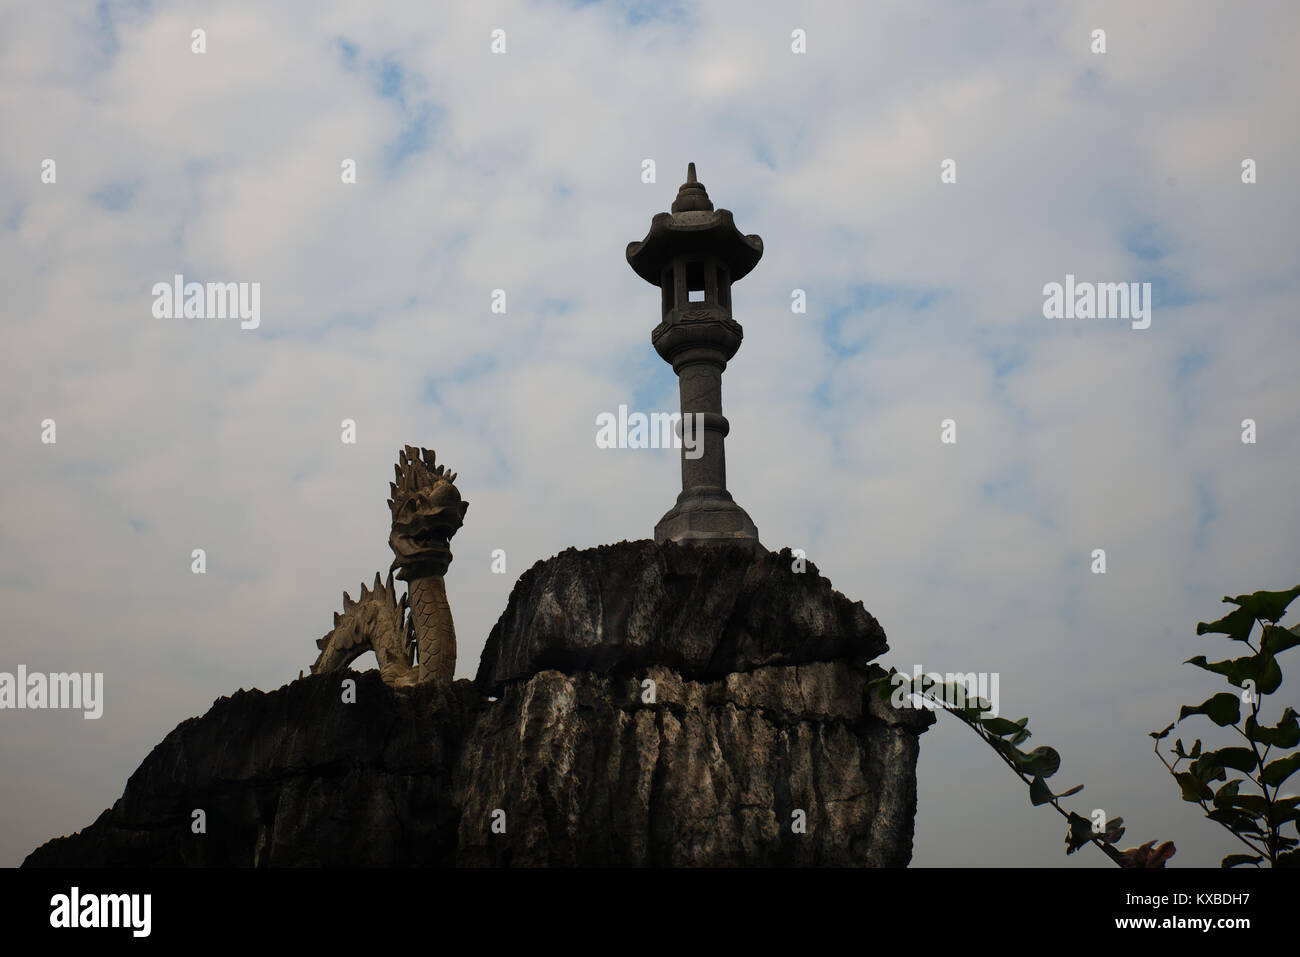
[626, 163, 763, 546]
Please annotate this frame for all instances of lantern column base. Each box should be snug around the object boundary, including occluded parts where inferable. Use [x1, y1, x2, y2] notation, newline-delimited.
[654, 486, 760, 547]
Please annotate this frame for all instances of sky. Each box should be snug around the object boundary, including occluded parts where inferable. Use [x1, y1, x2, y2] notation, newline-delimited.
[1, 0, 1298, 868]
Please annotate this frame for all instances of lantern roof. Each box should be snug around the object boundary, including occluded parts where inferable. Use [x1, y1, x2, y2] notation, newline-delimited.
[626, 163, 763, 288]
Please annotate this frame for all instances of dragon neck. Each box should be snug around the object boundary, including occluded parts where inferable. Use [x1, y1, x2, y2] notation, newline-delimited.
[408, 574, 455, 682]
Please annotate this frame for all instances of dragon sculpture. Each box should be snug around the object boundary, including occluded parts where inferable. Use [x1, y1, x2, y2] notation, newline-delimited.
[311, 446, 467, 686]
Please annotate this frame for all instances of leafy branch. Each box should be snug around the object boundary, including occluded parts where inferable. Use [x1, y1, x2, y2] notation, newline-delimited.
[1150, 584, 1300, 868]
[867, 673, 1174, 867]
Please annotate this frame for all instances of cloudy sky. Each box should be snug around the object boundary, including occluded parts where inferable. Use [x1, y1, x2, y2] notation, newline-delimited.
[2, 0, 1297, 868]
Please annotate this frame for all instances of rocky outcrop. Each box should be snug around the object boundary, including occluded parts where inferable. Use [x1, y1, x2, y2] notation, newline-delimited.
[25, 540, 931, 867]
[476, 541, 889, 691]
[456, 661, 927, 866]
[23, 672, 472, 867]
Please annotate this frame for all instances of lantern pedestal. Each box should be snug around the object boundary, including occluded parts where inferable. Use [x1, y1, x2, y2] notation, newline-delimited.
[627, 163, 764, 548]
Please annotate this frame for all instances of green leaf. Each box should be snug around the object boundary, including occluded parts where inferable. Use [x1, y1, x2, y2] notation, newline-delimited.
[1245, 707, 1299, 748]
[1197, 605, 1258, 642]
[989, 736, 1061, 777]
[1253, 653, 1282, 695]
[1015, 746, 1061, 778]
[902, 676, 983, 717]
[1065, 813, 1093, 854]
[1229, 793, 1269, 815]
[1262, 752, 1300, 788]
[1205, 807, 1262, 835]
[866, 672, 898, 702]
[1185, 655, 1237, 679]
[1179, 693, 1242, 727]
[980, 715, 1028, 737]
[1184, 652, 1282, 694]
[1268, 797, 1300, 828]
[1225, 585, 1300, 624]
[1221, 854, 1263, 868]
[1263, 624, 1300, 656]
[988, 735, 1017, 758]
[1212, 779, 1242, 809]
[954, 694, 994, 721]
[1188, 753, 1228, 784]
[1029, 775, 1083, 806]
[1175, 772, 1213, 802]
[1150, 722, 1175, 741]
[1200, 747, 1259, 773]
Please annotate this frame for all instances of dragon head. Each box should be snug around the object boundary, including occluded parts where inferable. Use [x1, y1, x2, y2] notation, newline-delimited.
[388, 445, 468, 580]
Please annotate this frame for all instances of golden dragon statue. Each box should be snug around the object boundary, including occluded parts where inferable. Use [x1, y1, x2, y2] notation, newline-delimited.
[311, 446, 467, 686]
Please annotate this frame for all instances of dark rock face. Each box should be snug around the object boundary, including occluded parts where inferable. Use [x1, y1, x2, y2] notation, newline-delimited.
[456, 662, 928, 866]
[25, 541, 930, 867]
[24, 673, 474, 867]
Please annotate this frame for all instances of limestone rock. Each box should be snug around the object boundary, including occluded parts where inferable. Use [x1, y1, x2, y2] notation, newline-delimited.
[476, 540, 889, 693]
[25, 542, 930, 867]
[455, 662, 929, 866]
[24, 673, 473, 867]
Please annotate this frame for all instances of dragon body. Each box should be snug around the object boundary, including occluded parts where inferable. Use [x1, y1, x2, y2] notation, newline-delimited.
[310, 446, 467, 687]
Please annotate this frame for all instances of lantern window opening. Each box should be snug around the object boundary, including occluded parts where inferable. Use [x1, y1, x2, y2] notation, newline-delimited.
[684, 261, 708, 304]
